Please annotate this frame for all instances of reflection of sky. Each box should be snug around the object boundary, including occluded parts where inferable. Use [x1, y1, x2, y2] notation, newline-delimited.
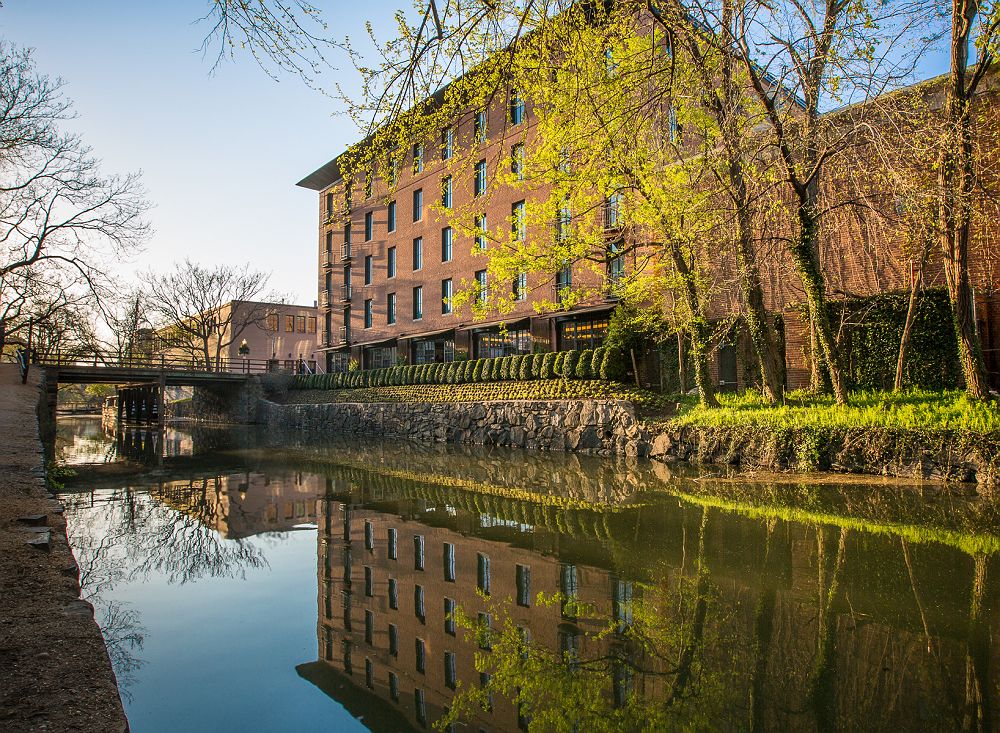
[65, 489, 367, 733]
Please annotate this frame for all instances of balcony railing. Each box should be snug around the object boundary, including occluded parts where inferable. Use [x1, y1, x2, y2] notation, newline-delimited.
[341, 242, 353, 261]
[319, 291, 330, 309]
[338, 326, 350, 344]
[322, 250, 335, 268]
[340, 284, 353, 303]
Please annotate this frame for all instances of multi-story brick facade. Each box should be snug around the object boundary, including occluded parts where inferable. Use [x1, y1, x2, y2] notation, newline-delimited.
[299, 66, 1000, 389]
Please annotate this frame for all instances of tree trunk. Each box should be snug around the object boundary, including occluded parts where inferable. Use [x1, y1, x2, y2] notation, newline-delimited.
[939, 0, 991, 400]
[677, 330, 687, 393]
[895, 249, 930, 391]
[665, 238, 718, 407]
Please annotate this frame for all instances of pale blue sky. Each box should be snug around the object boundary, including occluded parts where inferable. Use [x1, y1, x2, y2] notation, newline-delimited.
[1, 2, 953, 307]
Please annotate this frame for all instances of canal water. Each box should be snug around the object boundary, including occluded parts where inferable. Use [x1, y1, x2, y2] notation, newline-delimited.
[56, 416, 999, 732]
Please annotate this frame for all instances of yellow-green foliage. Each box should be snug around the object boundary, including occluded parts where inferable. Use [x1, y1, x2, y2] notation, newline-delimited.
[673, 389, 1000, 434]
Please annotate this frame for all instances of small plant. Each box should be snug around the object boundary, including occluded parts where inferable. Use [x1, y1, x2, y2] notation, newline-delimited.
[46, 460, 76, 491]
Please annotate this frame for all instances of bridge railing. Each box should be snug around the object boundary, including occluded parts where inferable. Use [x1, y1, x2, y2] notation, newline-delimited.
[32, 352, 289, 375]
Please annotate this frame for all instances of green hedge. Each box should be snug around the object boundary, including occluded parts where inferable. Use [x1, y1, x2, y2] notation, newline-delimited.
[290, 346, 621, 391]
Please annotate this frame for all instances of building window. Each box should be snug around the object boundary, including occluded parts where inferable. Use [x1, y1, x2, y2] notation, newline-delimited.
[414, 584, 426, 621]
[387, 527, 397, 559]
[387, 293, 396, 325]
[364, 299, 373, 329]
[295, 315, 306, 333]
[266, 313, 278, 331]
[325, 230, 333, 255]
[512, 200, 526, 242]
[477, 552, 491, 595]
[556, 201, 571, 242]
[364, 344, 397, 369]
[474, 327, 531, 359]
[389, 671, 399, 702]
[442, 175, 452, 209]
[475, 214, 487, 251]
[364, 520, 374, 551]
[613, 578, 634, 633]
[364, 169, 373, 198]
[413, 534, 425, 570]
[560, 563, 579, 619]
[365, 657, 374, 689]
[475, 269, 488, 306]
[480, 672, 494, 711]
[388, 157, 399, 187]
[441, 279, 453, 314]
[474, 160, 486, 197]
[477, 612, 492, 650]
[511, 143, 525, 181]
[413, 188, 423, 221]
[285, 314, 295, 332]
[364, 566, 373, 596]
[389, 623, 398, 656]
[556, 265, 572, 300]
[388, 577, 398, 609]
[307, 316, 317, 333]
[668, 104, 681, 143]
[403, 242, 420, 278]
[364, 254, 372, 285]
[558, 315, 609, 351]
[365, 609, 374, 644]
[364, 211, 373, 241]
[413, 142, 424, 173]
[342, 639, 353, 673]
[510, 89, 525, 125]
[415, 638, 426, 674]
[444, 597, 456, 635]
[441, 227, 453, 262]
[474, 110, 487, 143]
[388, 246, 396, 278]
[605, 192, 621, 229]
[516, 564, 531, 607]
[387, 201, 396, 233]
[513, 272, 527, 301]
[441, 127, 453, 159]
[608, 243, 625, 288]
[443, 543, 455, 582]
[444, 650, 457, 689]
[413, 286, 423, 320]
[415, 689, 427, 726]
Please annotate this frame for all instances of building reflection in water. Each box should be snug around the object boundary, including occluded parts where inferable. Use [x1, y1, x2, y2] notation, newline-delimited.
[299, 466, 999, 733]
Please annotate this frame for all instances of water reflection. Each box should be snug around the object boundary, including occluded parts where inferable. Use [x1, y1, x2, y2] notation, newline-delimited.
[57, 419, 999, 732]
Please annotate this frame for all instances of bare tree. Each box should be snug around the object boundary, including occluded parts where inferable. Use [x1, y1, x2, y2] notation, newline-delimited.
[146, 259, 277, 370]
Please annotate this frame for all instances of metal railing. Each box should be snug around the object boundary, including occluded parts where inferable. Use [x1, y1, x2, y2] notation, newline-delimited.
[32, 352, 281, 375]
[341, 242, 353, 261]
[340, 284, 353, 302]
[338, 326, 350, 344]
[319, 291, 330, 309]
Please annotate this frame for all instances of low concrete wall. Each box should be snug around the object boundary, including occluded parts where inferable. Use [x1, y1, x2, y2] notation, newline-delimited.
[258, 398, 651, 457]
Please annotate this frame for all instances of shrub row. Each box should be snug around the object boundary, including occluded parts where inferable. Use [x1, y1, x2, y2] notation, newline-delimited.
[291, 347, 624, 390]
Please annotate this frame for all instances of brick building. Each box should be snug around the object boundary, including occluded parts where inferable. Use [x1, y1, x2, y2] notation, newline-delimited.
[298, 63, 1000, 389]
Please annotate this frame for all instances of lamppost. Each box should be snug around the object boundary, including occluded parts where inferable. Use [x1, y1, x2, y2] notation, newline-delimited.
[238, 339, 250, 373]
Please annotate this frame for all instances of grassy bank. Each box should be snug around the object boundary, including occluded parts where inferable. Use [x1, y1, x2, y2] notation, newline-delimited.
[671, 389, 1000, 434]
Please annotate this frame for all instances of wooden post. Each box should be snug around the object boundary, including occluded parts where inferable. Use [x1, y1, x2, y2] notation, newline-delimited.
[156, 374, 166, 429]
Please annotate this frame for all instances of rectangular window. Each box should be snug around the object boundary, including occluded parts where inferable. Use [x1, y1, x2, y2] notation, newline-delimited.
[512, 200, 526, 242]
[387, 201, 396, 233]
[477, 612, 492, 650]
[388, 578, 398, 609]
[387, 527, 397, 559]
[413, 286, 423, 320]
[364, 299, 373, 329]
[475, 110, 487, 143]
[285, 314, 295, 332]
[415, 689, 427, 726]
[613, 578, 634, 633]
[389, 157, 398, 187]
[365, 609, 374, 644]
[556, 265, 572, 294]
[513, 272, 527, 301]
[266, 313, 278, 331]
[342, 639, 353, 673]
[441, 127, 453, 159]
[477, 552, 491, 595]
[415, 638, 426, 674]
[412, 188, 422, 222]
[413, 142, 424, 173]
[387, 293, 396, 325]
[475, 269, 488, 306]
[389, 623, 398, 656]
[516, 564, 531, 607]
[307, 316, 317, 333]
[443, 543, 456, 582]
[414, 584, 426, 621]
[364, 520, 374, 552]
[388, 246, 396, 278]
[364, 566, 373, 597]
[389, 671, 399, 702]
[444, 650, 457, 689]
[412, 237, 423, 271]
[560, 563, 579, 619]
[474, 160, 486, 197]
[475, 214, 487, 251]
[557, 316, 609, 351]
[325, 230, 333, 254]
[296, 315, 306, 333]
[510, 89, 525, 125]
[480, 672, 494, 711]
[364, 211, 373, 241]
[413, 534, 425, 570]
[441, 227, 453, 262]
[556, 202, 571, 242]
[444, 597, 456, 635]
[511, 143, 525, 181]
[364, 169, 373, 198]
[325, 192, 334, 217]
[441, 279, 453, 314]
[442, 176, 452, 209]
[344, 222, 352, 246]
[365, 657, 374, 689]
[364, 254, 372, 285]
[605, 192, 620, 229]
[608, 246, 625, 287]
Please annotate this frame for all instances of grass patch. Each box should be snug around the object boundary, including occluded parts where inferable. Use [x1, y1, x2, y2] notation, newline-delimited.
[282, 379, 670, 408]
[672, 389, 1000, 434]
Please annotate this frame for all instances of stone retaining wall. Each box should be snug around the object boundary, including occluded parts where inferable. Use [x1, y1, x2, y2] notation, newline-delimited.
[257, 398, 651, 457]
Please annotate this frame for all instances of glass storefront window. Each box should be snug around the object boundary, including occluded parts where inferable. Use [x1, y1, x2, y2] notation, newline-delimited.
[474, 328, 531, 359]
[413, 338, 455, 364]
[557, 316, 608, 351]
[365, 345, 397, 370]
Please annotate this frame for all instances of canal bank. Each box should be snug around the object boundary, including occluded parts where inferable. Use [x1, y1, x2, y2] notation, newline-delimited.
[0, 365, 127, 733]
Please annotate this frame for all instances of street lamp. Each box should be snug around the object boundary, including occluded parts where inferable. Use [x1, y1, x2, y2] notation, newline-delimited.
[238, 339, 250, 373]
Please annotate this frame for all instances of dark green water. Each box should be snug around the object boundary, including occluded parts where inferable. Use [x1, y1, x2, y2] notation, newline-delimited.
[56, 417, 1000, 732]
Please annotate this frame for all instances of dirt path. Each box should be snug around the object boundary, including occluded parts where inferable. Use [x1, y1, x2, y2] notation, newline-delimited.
[0, 364, 128, 732]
